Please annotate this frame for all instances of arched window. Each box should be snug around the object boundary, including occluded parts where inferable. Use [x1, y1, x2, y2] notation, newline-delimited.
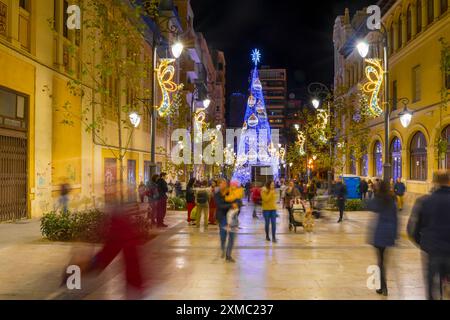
[439, 125, 450, 169]
[374, 141, 383, 177]
[410, 132, 428, 181]
[390, 137, 402, 181]
[428, 0, 435, 25]
[441, 0, 448, 15]
[361, 154, 369, 177]
[407, 6, 412, 41]
[417, 0, 423, 32]
[397, 17, 403, 48]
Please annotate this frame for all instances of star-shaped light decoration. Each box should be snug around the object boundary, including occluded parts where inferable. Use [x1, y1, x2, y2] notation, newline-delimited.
[251, 49, 261, 66]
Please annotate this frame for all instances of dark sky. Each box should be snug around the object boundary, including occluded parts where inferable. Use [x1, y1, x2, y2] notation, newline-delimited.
[191, 0, 373, 95]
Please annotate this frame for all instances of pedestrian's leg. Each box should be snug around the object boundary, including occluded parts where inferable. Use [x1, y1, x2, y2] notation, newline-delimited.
[219, 218, 227, 255]
[204, 207, 209, 228]
[376, 246, 387, 294]
[271, 211, 277, 241]
[161, 197, 167, 220]
[196, 206, 202, 227]
[263, 211, 270, 240]
[123, 243, 143, 299]
[226, 232, 235, 259]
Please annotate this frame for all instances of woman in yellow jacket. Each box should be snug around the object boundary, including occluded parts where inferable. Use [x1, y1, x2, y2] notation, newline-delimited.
[261, 180, 278, 242]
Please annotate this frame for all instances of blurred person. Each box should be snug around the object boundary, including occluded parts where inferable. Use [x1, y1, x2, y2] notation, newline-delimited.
[307, 180, 317, 208]
[261, 180, 278, 243]
[393, 177, 406, 211]
[407, 170, 450, 300]
[195, 181, 210, 229]
[374, 178, 381, 195]
[138, 181, 146, 203]
[209, 181, 217, 225]
[186, 178, 196, 224]
[285, 180, 300, 216]
[214, 179, 233, 260]
[146, 175, 160, 227]
[157, 173, 169, 228]
[367, 181, 398, 296]
[360, 179, 369, 200]
[389, 178, 395, 193]
[245, 181, 251, 202]
[251, 183, 262, 218]
[334, 177, 347, 223]
[368, 179, 374, 199]
[279, 178, 287, 205]
[62, 185, 146, 299]
[175, 180, 182, 197]
[58, 182, 71, 212]
[225, 181, 244, 213]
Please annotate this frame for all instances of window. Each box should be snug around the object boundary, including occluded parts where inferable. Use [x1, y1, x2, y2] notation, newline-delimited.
[407, 6, 412, 41]
[390, 137, 402, 181]
[428, 0, 435, 25]
[410, 132, 427, 181]
[361, 154, 369, 176]
[417, 0, 423, 32]
[439, 125, 450, 169]
[397, 17, 403, 48]
[412, 65, 421, 102]
[392, 80, 398, 110]
[374, 141, 383, 177]
[0, 87, 28, 131]
[63, 0, 69, 38]
[441, 0, 448, 14]
[19, 0, 29, 11]
[389, 24, 395, 54]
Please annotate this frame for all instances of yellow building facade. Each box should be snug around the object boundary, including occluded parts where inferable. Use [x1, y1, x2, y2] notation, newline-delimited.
[0, 0, 169, 220]
[333, 0, 450, 202]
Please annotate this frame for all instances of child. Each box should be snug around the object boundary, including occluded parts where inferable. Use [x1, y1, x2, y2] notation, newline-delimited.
[303, 207, 315, 242]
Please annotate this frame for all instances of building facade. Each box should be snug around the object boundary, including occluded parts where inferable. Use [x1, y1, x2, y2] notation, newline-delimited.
[333, 0, 450, 200]
[259, 67, 287, 144]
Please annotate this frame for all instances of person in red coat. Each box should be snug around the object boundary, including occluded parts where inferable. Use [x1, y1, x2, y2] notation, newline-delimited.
[251, 183, 262, 218]
[209, 181, 218, 225]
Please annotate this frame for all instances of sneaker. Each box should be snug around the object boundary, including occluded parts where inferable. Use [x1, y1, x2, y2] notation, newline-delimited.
[266, 237, 271, 242]
[226, 257, 235, 263]
[272, 238, 278, 243]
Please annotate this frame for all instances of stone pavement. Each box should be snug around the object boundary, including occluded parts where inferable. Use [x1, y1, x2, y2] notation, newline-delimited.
[0, 201, 427, 300]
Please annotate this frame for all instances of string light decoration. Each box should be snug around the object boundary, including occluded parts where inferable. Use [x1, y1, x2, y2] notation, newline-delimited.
[155, 58, 183, 117]
[362, 58, 384, 117]
[316, 109, 329, 143]
[297, 131, 306, 156]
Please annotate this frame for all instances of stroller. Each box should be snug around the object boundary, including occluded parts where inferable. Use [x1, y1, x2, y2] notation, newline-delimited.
[289, 197, 306, 233]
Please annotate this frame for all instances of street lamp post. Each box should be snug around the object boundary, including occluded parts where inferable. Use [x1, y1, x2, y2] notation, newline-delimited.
[356, 24, 391, 183]
[307, 82, 333, 194]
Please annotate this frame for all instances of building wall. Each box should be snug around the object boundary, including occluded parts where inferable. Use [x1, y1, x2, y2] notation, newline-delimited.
[333, 0, 450, 199]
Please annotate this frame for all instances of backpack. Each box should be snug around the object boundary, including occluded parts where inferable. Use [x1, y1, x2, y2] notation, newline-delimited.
[196, 190, 209, 205]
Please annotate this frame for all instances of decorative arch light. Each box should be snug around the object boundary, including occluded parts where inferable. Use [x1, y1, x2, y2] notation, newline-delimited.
[362, 58, 384, 117]
[155, 59, 183, 117]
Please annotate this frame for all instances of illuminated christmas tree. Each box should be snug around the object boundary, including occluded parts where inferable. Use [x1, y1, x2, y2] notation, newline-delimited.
[232, 49, 280, 184]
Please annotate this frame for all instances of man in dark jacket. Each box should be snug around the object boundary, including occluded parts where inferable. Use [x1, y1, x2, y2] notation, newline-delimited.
[393, 178, 406, 211]
[157, 173, 169, 228]
[334, 177, 347, 223]
[407, 171, 450, 300]
[360, 179, 369, 199]
[214, 179, 233, 261]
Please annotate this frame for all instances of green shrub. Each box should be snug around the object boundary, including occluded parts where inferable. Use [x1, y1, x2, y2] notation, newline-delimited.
[168, 197, 187, 210]
[332, 199, 367, 211]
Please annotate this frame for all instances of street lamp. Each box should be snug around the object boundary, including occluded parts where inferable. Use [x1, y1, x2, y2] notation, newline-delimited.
[129, 112, 141, 128]
[171, 42, 184, 59]
[203, 98, 211, 109]
[294, 124, 300, 131]
[356, 23, 391, 183]
[312, 98, 320, 109]
[356, 41, 370, 58]
[398, 98, 413, 128]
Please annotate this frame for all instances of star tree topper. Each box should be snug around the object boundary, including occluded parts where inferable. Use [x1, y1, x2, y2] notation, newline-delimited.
[251, 49, 261, 66]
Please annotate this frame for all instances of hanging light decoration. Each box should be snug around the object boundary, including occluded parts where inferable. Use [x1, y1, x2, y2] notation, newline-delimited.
[362, 58, 384, 117]
[155, 59, 183, 117]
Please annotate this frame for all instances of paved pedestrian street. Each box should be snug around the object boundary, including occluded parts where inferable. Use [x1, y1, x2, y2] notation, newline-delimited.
[0, 201, 427, 300]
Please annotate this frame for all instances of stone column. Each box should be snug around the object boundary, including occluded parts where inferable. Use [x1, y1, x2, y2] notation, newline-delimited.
[401, 13, 407, 47]
[422, 0, 428, 27]
[411, 4, 418, 37]
[434, 0, 440, 19]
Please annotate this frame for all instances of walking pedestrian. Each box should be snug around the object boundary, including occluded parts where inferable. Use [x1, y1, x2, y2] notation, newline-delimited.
[58, 182, 71, 212]
[138, 181, 146, 203]
[261, 180, 278, 243]
[368, 179, 374, 199]
[307, 180, 317, 209]
[209, 181, 217, 225]
[146, 174, 160, 227]
[360, 179, 369, 200]
[186, 178, 196, 224]
[367, 181, 398, 296]
[157, 173, 169, 228]
[251, 183, 262, 218]
[334, 177, 346, 223]
[393, 178, 406, 211]
[407, 170, 450, 300]
[285, 180, 300, 226]
[214, 179, 233, 261]
[195, 182, 210, 229]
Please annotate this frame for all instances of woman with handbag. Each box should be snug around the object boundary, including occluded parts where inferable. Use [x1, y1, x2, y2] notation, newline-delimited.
[261, 180, 278, 243]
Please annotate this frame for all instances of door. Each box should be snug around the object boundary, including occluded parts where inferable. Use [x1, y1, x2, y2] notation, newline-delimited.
[0, 135, 27, 221]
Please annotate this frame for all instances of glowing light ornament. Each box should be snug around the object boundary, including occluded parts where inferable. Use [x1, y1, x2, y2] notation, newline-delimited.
[248, 95, 256, 107]
[251, 49, 261, 66]
[194, 111, 206, 143]
[362, 58, 384, 117]
[316, 109, 329, 144]
[248, 149, 258, 162]
[248, 114, 259, 127]
[297, 131, 306, 156]
[253, 78, 263, 91]
[155, 59, 183, 117]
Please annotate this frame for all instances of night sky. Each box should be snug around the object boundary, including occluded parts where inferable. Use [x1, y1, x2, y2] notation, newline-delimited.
[191, 0, 374, 101]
